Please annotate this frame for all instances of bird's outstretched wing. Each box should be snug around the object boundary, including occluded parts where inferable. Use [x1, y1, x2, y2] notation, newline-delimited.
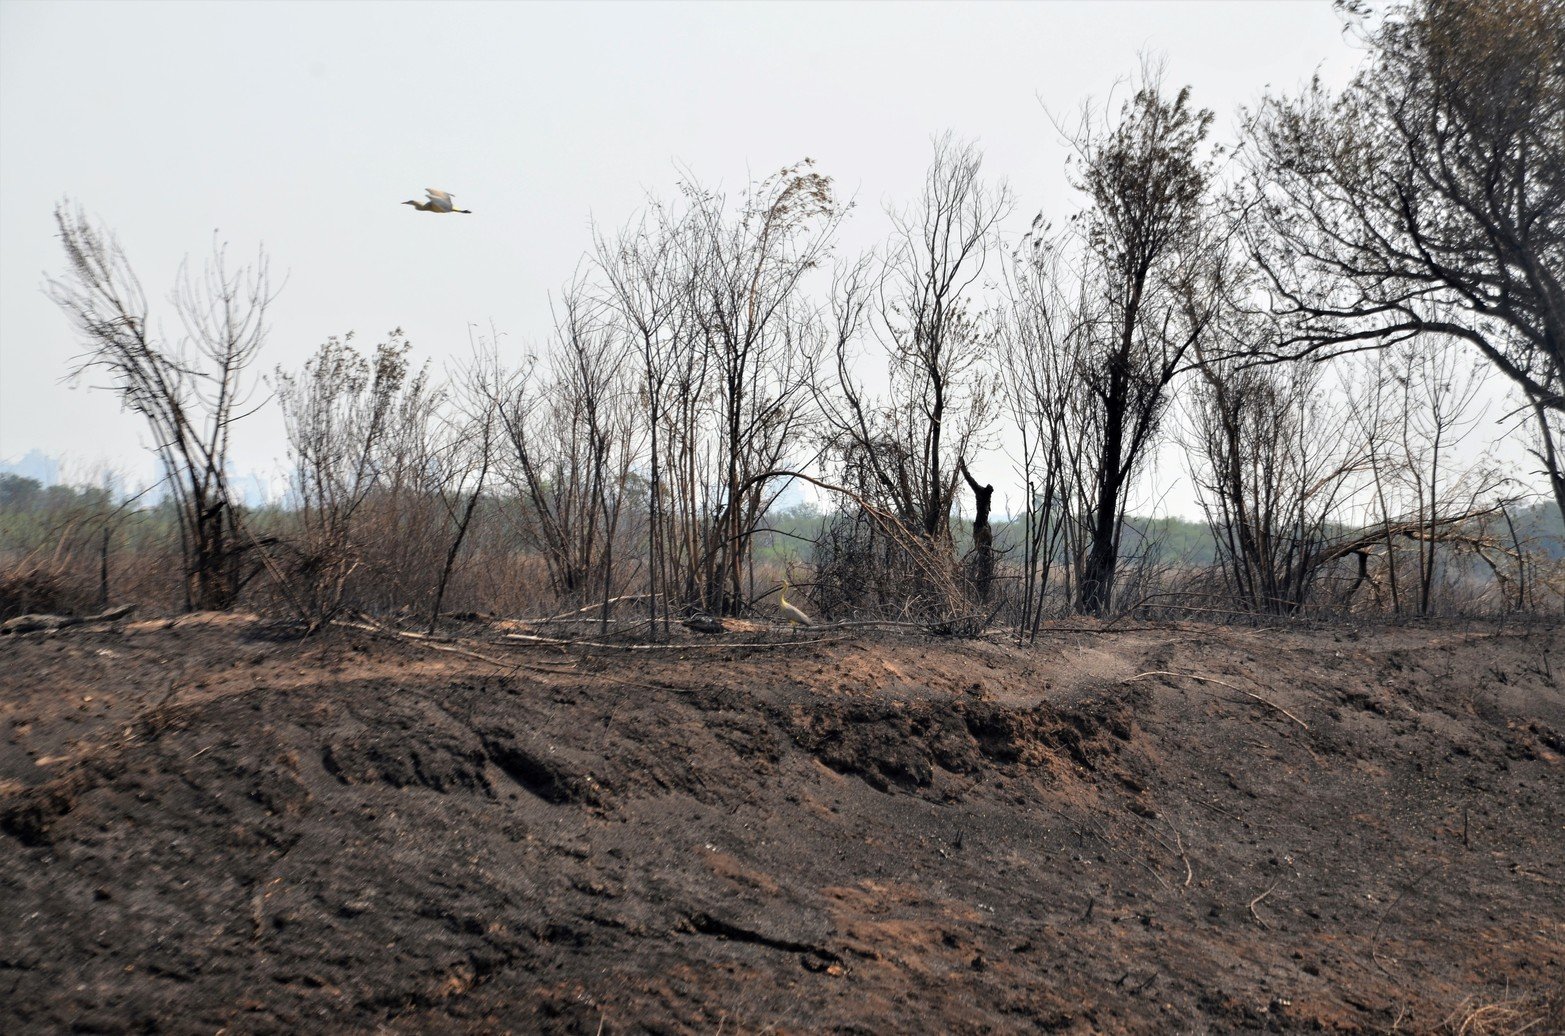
[424, 188, 455, 212]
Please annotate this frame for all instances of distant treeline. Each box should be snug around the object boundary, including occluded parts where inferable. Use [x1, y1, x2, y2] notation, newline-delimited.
[5, 466, 1560, 627]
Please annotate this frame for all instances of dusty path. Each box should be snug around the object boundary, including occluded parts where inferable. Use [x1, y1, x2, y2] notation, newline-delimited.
[2, 616, 1562, 1033]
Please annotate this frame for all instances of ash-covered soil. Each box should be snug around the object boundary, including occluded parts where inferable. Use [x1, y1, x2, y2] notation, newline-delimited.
[2, 615, 1562, 1034]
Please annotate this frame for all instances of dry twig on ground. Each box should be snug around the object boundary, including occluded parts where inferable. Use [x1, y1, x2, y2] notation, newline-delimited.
[1124, 670, 1308, 729]
[1248, 883, 1277, 929]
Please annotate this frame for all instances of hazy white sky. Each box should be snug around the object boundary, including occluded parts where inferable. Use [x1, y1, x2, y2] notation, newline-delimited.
[2, 0, 1384, 513]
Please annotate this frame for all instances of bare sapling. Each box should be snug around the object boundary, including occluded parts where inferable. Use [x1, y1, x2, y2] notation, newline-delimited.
[48, 203, 275, 611]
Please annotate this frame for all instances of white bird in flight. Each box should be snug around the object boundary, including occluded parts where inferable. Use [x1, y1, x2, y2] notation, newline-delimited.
[402, 188, 472, 214]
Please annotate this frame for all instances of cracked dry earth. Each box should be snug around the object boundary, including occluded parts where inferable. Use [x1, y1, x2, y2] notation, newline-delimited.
[2, 614, 1563, 1033]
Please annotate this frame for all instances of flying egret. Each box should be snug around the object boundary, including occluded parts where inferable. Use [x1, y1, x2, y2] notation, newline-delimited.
[402, 188, 472, 214]
[778, 580, 813, 626]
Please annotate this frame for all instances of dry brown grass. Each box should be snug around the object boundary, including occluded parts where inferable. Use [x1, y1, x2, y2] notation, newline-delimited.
[0, 563, 79, 619]
[1443, 989, 1564, 1035]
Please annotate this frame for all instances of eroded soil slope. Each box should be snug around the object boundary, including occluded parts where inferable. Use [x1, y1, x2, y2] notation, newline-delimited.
[2, 616, 1562, 1033]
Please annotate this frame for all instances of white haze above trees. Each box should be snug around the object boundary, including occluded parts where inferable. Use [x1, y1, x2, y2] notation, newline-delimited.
[0, 0, 1362, 496]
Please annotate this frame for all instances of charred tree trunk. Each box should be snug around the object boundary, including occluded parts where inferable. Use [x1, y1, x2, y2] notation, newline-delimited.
[960, 459, 995, 602]
[1080, 355, 1130, 616]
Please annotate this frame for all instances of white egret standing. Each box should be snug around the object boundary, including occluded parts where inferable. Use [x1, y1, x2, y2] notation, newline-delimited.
[778, 580, 813, 625]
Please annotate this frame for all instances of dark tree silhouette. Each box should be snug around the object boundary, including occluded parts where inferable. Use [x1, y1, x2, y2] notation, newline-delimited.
[1245, 0, 1564, 518]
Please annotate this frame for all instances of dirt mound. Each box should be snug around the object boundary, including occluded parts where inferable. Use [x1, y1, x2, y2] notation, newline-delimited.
[2, 618, 1562, 1033]
[788, 695, 1134, 793]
